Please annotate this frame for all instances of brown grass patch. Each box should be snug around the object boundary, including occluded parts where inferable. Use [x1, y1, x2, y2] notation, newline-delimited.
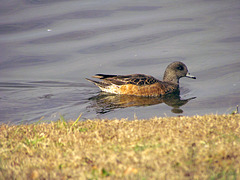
[0, 114, 240, 179]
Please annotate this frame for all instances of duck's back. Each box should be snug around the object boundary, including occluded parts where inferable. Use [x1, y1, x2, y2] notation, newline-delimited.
[87, 74, 178, 96]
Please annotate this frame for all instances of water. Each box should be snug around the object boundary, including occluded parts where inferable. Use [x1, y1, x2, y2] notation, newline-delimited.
[0, 0, 239, 124]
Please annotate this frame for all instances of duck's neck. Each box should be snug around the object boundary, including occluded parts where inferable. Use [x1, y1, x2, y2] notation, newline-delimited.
[163, 73, 179, 86]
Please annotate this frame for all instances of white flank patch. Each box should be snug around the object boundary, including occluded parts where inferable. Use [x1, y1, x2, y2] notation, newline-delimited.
[99, 84, 121, 94]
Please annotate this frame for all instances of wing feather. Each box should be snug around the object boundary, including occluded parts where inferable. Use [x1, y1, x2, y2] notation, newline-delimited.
[92, 74, 160, 86]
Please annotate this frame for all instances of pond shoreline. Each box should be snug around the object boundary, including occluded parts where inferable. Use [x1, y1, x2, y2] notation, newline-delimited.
[1, 114, 239, 179]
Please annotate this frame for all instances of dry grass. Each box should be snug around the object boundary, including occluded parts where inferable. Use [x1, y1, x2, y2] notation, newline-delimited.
[0, 114, 240, 180]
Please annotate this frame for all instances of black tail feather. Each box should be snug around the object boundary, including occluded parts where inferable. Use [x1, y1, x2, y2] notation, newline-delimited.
[85, 78, 110, 88]
[93, 74, 117, 79]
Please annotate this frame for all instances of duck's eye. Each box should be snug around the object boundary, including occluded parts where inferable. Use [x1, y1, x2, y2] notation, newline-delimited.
[177, 65, 184, 70]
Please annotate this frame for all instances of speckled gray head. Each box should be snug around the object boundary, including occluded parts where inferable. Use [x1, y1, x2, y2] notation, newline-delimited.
[163, 61, 196, 85]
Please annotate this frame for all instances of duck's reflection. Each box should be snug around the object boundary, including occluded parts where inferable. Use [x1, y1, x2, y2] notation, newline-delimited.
[88, 92, 196, 114]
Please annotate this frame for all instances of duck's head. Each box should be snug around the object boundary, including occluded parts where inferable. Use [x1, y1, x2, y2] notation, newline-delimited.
[163, 61, 196, 85]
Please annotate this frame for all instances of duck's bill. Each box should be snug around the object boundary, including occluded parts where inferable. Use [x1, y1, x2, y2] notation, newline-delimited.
[186, 72, 196, 79]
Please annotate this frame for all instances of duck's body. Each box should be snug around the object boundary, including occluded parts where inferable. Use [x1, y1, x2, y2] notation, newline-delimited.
[86, 61, 196, 97]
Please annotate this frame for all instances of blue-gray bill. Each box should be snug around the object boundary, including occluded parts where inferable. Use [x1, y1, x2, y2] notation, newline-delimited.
[186, 72, 196, 79]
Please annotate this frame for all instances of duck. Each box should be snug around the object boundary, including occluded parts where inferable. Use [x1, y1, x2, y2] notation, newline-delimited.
[86, 61, 196, 97]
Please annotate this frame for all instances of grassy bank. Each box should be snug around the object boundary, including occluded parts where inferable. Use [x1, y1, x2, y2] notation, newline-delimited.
[0, 114, 240, 179]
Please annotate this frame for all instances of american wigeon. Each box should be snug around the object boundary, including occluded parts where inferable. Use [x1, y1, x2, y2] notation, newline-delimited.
[86, 61, 196, 97]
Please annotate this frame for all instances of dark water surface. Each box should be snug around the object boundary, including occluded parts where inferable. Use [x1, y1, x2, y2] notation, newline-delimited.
[0, 0, 239, 124]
